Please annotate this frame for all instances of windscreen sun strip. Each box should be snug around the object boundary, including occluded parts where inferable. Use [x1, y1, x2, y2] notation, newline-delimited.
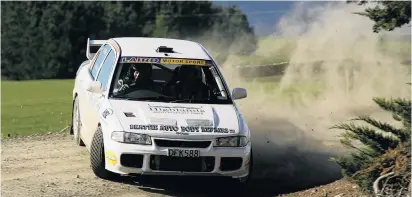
[119, 56, 212, 66]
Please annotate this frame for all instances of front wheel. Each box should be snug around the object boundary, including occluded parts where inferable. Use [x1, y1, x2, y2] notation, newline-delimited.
[237, 149, 253, 184]
[90, 126, 116, 180]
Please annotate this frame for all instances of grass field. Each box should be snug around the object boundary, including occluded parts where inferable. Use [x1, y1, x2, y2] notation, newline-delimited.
[0, 77, 323, 138]
[1, 80, 74, 138]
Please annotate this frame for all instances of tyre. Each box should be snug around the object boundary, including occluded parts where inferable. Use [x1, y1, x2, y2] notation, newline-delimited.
[237, 148, 253, 184]
[72, 97, 85, 146]
[90, 126, 116, 180]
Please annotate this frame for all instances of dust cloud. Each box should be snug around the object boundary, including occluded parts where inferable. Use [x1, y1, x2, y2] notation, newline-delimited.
[218, 1, 410, 192]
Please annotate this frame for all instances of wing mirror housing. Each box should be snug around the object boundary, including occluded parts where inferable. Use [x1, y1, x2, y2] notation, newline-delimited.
[232, 88, 247, 100]
[87, 81, 103, 94]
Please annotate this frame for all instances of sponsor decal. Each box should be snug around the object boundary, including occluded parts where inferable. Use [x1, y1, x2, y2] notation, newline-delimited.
[129, 124, 159, 130]
[175, 132, 189, 135]
[120, 56, 161, 64]
[119, 56, 207, 66]
[129, 124, 233, 134]
[160, 58, 206, 66]
[200, 127, 230, 133]
[148, 105, 205, 115]
[102, 109, 113, 119]
[105, 151, 117, 166]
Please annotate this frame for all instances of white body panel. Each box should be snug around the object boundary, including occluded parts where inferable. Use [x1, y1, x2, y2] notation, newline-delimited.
[112, 37, 211, 59]
[72, 37, 251, 178]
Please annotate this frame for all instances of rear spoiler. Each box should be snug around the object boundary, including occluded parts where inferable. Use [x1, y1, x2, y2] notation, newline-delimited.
[86, 38, 106, 60]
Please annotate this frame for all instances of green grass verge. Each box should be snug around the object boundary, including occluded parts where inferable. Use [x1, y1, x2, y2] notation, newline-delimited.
[1, 79, 74, 138]
[1, 77, 327, 138]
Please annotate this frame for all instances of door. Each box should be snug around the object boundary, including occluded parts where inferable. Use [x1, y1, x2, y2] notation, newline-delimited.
[78, 52, 101, 133]
[79, 44, 111, 145]
[84, 46, 117, 145]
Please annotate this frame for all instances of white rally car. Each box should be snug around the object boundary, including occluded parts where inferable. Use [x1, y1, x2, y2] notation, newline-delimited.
[70, 37, 252, 183]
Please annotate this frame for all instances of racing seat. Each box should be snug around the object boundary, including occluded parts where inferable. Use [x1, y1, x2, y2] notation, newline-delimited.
[161, 67, 180, 96]
[174, 65, 210, 99]
[169, 66, 181, 85]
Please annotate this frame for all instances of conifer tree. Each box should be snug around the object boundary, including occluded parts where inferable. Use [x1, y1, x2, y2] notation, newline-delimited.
[330, 96, 411, 195]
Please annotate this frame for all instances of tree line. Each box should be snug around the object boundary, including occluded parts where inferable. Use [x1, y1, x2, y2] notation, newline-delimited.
[1, 1, 257, 80]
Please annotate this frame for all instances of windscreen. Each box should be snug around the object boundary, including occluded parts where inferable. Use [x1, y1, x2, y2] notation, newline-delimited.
[110, 56, 231, 104]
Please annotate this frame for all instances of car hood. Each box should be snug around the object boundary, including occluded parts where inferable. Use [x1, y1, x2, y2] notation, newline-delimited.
[108, 99, 244, 139]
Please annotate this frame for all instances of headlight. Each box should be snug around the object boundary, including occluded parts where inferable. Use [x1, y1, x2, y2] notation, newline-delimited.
[111, 131, 152, 145]
[213, 136, 248, 147]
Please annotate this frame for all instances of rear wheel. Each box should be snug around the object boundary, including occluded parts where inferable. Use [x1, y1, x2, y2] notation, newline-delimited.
[72, 97, 85, 146]
[90, 126, 116, 180]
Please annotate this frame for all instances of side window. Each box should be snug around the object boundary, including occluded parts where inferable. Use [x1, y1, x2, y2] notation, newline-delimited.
[91, 44, 111, 79]
[97, 49, 116, 91]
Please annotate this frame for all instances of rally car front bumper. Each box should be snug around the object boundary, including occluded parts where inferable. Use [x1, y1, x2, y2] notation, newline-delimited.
[103, 137, 252, 178]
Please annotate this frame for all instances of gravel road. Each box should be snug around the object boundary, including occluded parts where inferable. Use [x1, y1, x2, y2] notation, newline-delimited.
[1, 118, 344, 197]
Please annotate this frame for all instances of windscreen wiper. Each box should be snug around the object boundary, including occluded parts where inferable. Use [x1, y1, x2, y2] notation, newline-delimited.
[169, 98, 213, 103]
[110, 95, 132, 100]
[169, 99, 194, 103]
[137, 96, 173, 101]
[110, 95, 172, 101]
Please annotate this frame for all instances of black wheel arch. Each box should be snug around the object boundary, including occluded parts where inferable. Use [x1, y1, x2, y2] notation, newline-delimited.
[70, 93, 78, 135]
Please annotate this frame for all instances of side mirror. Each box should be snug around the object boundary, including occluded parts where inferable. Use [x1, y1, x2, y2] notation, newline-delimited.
[87, 81, 103, 94]
[232, 88, 247, 100]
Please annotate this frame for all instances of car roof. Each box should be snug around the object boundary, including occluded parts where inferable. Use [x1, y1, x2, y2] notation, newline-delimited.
[111, 37, 212, 60]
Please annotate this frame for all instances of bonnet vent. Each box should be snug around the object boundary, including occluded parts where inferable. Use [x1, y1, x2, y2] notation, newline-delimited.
[156, 46, 175, 53]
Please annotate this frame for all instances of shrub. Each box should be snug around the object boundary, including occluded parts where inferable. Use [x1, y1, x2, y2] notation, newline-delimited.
[330, 97, 411, 196]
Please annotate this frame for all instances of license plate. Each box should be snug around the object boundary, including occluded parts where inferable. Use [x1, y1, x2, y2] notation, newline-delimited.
[168, 149, 200, 158]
